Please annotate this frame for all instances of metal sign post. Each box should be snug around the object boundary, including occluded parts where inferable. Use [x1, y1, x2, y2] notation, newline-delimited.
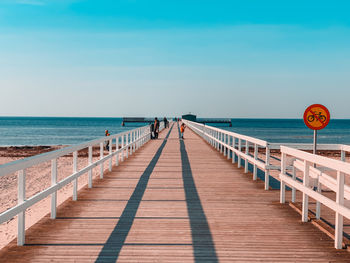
[313, 130, 317, 155]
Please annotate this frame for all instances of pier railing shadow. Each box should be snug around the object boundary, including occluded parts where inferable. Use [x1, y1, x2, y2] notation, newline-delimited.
[178, 122, 219, 262]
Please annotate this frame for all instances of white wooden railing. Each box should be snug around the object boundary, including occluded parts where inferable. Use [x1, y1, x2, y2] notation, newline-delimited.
[184, 119, 350, 249]
[182, 120, 274, 190]
[0, 122, 166, 246]
[280, 146, 350, 249]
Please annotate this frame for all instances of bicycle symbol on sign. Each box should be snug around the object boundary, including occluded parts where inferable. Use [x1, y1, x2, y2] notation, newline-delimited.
[307, 112, 327, 123]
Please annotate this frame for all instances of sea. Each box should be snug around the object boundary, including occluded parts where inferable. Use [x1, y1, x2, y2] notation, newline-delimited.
[0, 117, 350, 146]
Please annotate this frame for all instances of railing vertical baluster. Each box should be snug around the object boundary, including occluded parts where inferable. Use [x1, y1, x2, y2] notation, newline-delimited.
[238, 139, 242, 168]
[232, 137, 236, 164]
[121, 135, 124, 161]
[126, 133, 129, 158]
[253, 144, 258, 180]
[73, 151, 78, 201]
[115, 137, 119, 166]
[130, 132, 133, 155]
[17, 169, 26, 246]
[316, 174, 321, 219]
[220, 132, 223, 154]
[223, 133, 226, 156]
[227, 135, 230, 160]
[51, 159, 57, 218]
[216, 131, 219, 151]
[291, 165, 296, 202]
[341, 150, 346, 162]
[134, 131, 136, 152]
[265, 145, 270, 190]
[136, 130, 139, 150]
[88, 146, 92, 188]
[280, 152, 286, 203]
[109, 139, 112, 171]
[302, 160, 310, 222]
[335, 170, 345, 249]
[100, 142, 104, 178]
[244, 141, 249, 173]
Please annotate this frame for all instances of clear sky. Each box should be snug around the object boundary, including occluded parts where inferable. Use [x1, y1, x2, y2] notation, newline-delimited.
[0, 0, 349, 118]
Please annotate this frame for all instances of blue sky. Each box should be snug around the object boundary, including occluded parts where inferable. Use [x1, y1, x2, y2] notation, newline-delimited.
[0, 0, 349, 118]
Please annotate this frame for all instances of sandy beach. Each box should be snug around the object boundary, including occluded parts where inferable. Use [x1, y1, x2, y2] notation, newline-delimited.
[0, 146, 114, 250]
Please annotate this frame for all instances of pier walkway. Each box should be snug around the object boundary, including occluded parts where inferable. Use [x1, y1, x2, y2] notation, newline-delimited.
[1, 123, 350, 262]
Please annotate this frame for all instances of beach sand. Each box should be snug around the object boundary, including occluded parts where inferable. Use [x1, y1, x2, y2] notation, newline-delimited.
[0, 146, 114, 250]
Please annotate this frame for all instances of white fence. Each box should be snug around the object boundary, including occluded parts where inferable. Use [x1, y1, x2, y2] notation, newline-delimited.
[280, 146, 350, 249]
[183, 119, 350, 249]
[0, 122, 165, 246]
[183, 120, 274, 190]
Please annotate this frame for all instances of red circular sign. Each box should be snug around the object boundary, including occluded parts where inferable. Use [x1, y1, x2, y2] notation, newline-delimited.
[303, 104, 330, 130]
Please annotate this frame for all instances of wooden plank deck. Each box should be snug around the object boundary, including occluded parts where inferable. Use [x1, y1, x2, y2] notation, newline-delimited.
[1, 123, 350, 262]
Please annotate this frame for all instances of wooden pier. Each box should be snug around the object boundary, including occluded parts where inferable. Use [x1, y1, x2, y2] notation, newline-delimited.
[1, 123, 350, 262]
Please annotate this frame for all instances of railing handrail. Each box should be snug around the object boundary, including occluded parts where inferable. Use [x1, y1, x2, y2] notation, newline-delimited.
[281, 146, 350, 175]
[183, 119, 268, 147]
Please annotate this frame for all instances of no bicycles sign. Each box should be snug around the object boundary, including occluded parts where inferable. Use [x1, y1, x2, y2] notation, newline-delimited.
[303, 104, 330, 130]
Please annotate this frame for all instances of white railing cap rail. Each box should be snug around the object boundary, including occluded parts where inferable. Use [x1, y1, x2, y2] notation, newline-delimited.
[268, 143, 342, 151]
[0, 125, 150, 177]
[183, 119, 268, 147]
[281, 146, 350, 175]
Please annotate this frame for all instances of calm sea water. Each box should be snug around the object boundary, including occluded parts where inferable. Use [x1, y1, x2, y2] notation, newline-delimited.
[221, 119, 350, 145]
[0, 117, 146, 146]
[0, 117, 349, 146]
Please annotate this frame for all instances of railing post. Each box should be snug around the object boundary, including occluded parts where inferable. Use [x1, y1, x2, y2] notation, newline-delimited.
[232, 137, 236, 164]
[244, 141, 249, 173]
[133, 131, 137, 152]
[135, 131, 138, 150]
[253, 144, 258, 180]
[291, 165, 296, 202]
[73, 151, 78, 201]
[115, 137, 119, 166]
[341, 149, 345, 162]
[220, 132, 223, 154]
[51, 159, 57, 219]
[126, 134, 129, 159]
[238, 139, 242, 168]
[302, 160, 311, 222]
[109, 139, 112, 171]
[130, 132, 133, 156]
[335, 170, 345, 249]
[227, 135, 230, 160]
[17, 169, 26, 246]
[121, 135, 124, 162]
[216, 131, 219, 151]
[88, 146, 92, 188]
[100, 142, 104, 178]
[280, 152, 286, 203]
[223, 133, 226, 157]
[264, 145, 270, 190]
[316, 174, 321, 219]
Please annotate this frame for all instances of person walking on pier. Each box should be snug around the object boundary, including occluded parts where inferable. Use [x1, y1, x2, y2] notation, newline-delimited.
[180, 123, 186, 139]
[163, 117, 168, 128]
[105, 130, 110, 150]
[154, 118, 159, 139]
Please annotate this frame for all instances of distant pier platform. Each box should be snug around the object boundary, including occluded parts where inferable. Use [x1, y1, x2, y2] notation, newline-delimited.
[182, 114, 232, 126]
[122, 117, 155, 126]
[197, 118, 232, 126]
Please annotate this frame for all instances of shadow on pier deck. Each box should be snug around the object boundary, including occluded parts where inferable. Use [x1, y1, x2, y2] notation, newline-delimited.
[1, 123, 350, 262]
